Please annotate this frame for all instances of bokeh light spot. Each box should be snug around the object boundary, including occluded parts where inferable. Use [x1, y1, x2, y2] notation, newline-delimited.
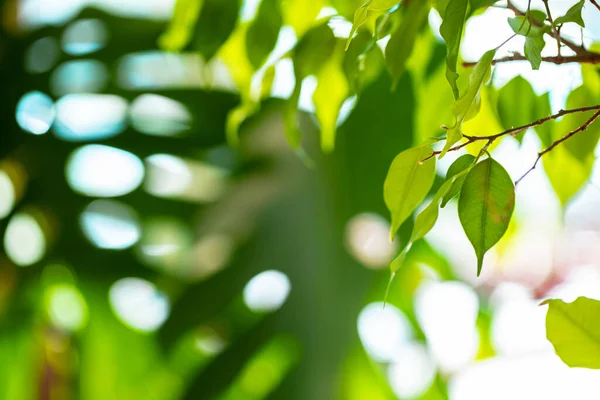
[388, 343, 436, 399]
[357, 302, 413, 362]
[109, 278, 170, 332]
[55, 94, 128, 141]
[0, 171, 16, 219]
[80, 200, 141, 249]
[345, 213, 398, 269]
[46, 284, 88, 331]
[50, 60, 109, 96]
[24, 37, 59, 74]
[66, 145, 144, 197]
[130, 94, 192, 136]
[62, 19, 108, 55]
[4, 212, 46, 267]
[16, 91, 55, 135]
[243, 270, 291, 313]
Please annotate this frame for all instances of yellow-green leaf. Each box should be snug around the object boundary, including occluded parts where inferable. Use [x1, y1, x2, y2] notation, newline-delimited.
[439, 0, 469, 99]
[545, 297, 600, 369]
[384, 146, 437, 240]
[554, 0, 585, 27]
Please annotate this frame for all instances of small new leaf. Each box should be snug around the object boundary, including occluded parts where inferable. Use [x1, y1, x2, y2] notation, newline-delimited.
[458, 158, 515, 276]
[554, 0, 585, 27]
[508, 16, 550, 70]
[384, 146, 437, 240]
[441, 154, 475, 207]
[440, 49, 496, 156]
[545, 297, 600, 369]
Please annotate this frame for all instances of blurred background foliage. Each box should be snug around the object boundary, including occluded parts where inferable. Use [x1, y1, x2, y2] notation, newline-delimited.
[1, 0, 600, 399]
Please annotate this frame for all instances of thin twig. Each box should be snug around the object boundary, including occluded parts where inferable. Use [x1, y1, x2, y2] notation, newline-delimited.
[542, 0, 562, 59]
[423, 105, 600, 161]
[463, 53, 600, 67]
[515, 110, 600, 185]
[590, 0, 600, 12]
[506, 0, 588, 55]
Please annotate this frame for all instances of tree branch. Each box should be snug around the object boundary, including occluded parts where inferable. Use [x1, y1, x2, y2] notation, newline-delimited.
[463, 53, 600, 67]
[423, 105, 600, 161]
[541, 0, 562, 59]
[590, 0, 600, 12]
[516, 110, 600, 184]
[506, 0, 588, 55]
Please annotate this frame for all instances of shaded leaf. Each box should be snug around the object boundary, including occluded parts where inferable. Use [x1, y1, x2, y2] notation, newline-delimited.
[561, 86, 600, 161]
[458, 157, 515, 276]
[555, 0, 585, 27]
[246, 0, 282, 69]
[384, 146, 437, 240]
[384, 0, 430, 86]
[544, 143, 593, 206]
[497, 75, 537, 143]
[545, 297, 600, 368]
[441, 49, 496, 156]
[439, 0, 469, 99]
[194, 0, 241, 61]
[441, 153, 475, 207]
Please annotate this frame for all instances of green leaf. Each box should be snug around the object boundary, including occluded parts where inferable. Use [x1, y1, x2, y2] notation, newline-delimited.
[534, 92, 553, 147]
[245, 0, 282, 69]
[390, 158, 474, 272]
[561, 86, 600, 161]
[439, 0, 469, 99]
[458, 157, 515, 276]
[384, 0, 430, 87]
[508, 16, 550, 70]
[313, 40, 350, 152]
[555, 0, 585, 27]
[545, 297, 600, 369]
[284, 23, 336, 148]
[159, 0, 205, 51]
[346, 0, 400, 49]
[441, 49, 496, 156]
[544, 145, 593, 205]
[497, 75, 537, 142]
[194, 0, 241, 61]
[384, 146, 437, 240]
[441, 154, 475, 207]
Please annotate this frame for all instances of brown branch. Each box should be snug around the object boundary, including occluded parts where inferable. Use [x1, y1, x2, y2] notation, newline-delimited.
[590, 0, 600, 12]
[516, 110, 600, 184]
[423, 105, 600, 161]
[506, 0, 588, 55]
[463, 53, 600, 67]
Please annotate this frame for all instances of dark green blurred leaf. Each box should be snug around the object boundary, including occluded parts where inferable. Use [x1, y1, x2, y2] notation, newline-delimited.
[194, 0, 241, 61]
[458, 158, 515, 276]
[497, 75, 537, 142]
[384, 0, 430, 87]
[561, 86, 600, 160]
[246, 0, 283, 69]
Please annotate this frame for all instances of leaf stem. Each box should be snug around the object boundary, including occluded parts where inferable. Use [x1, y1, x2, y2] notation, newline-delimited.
[541, 0, 562, 59]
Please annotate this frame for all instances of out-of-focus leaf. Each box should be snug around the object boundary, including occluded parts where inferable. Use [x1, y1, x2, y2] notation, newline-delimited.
[384, 145, 436, 240]
[440, 0, 469, 99]
[194, 0, 241, 61]
[384, 0, 430, 87]
[226, 101, 258, 147]
[497, 75, 540, 143]
[347, 0, 400, 49]
[462, 86, 503, 154]
[544, 145, 593, 205]
[555, 0, 585, 27]
[441, 49, 496, 156]
[159, 0, 204, 51]
[246, 0, 282, 69]
[314, 40, 350, 151]
[416, 64, 455, 143]
[284, 23, 336, 148]
[545, 297, 600, 368]
[343, 31, 385, 93]
[282, 0, 325, 37]
[561, 86, 600, 161]
[508, 16, 550, 70]
[469, 0, 495, 11]
[441, 153, 475, 207]
[458, 157, 515, 276]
